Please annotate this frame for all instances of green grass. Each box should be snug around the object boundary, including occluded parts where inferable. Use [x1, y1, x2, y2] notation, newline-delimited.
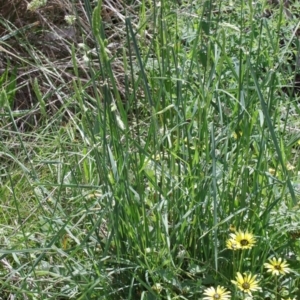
[1, 0, 300, 299]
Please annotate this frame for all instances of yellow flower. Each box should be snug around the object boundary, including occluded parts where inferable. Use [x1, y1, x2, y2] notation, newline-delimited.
[230, 230, 256, 249]
[152, 283, 162, 293]
[232, 131, 243, 139]
[231, 272, 261, 295]
[264, 257, 291, 276]
[226, 238, 240, 250]
[229, 224, 236, 232]
[203, 286, 231, 300]
[268, 168, 276, 175]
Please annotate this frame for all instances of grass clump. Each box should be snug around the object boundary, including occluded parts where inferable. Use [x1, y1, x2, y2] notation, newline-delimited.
[0, 0, 300, 299]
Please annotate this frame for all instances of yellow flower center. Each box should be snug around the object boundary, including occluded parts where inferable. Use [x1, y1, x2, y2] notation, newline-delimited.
[213, 293, 220, 299]
[242, 282, 250, 290]
[274, 265, 281, 270]
[240, 239, 249, 246]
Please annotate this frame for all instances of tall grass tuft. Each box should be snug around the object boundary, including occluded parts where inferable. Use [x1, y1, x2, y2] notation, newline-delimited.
[1, 0, 300, 299]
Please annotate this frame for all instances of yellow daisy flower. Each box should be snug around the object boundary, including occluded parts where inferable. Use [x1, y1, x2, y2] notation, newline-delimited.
[203, 286, 231, 300]
[229, 224, 236, 232]
[152, 283, 162, 293]
[230, 230, 256, 249]
[226, 238, 240, 250]
[268, 168, 276, 175]
[264, 257, 291, 276]
[231, 272, 261, 295]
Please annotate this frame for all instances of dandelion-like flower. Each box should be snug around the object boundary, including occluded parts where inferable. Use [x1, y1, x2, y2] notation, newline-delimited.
[231, 272, 261, 295]
[229, 224, 236, 232]
[264, 257, 291, 276]
[268, 168, 276, 175]
[230, 230, 256, 249]
[203, 286, 231, 300]
[226, 238, 240, 250]
[152, 283, 162, 293]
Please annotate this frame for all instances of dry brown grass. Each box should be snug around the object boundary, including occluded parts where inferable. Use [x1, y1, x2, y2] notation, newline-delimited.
[0, 0, 141, 130]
